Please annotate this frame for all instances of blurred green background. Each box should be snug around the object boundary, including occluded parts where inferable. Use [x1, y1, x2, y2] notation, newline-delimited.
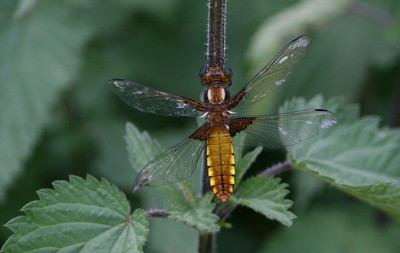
[1, 0, 400, 252]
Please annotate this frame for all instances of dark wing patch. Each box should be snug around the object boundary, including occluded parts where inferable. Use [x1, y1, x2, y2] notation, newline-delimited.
[189, 123, 212, 140]
[229, 117, 256, 137]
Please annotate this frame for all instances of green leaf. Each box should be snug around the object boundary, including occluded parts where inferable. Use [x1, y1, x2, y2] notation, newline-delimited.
[338, 183, 400, 220]
[234, 177, 295, 226]
[258, 204, 400, 253]
[165, 192, 220, 232]
[247, 0, 352, 72]
[2, 175, 149, 253]
[235, 146, 263, 184]
[125, 122, 184, 199]
[284, 95, 400, 221]
[0, 0, 93, 200]
[125, 122, 163, 172]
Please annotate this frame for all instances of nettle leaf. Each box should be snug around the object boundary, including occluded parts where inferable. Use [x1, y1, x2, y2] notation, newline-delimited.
[125, 123, 218, 234]
[233, 177, 295, 227]
[125, 122, 183, 196]
[0, 0, 93, 200]
[235, 145, 263, 185]
[2, 175, 149, 253]
[284, 95, 400, 221]
[125, 122, 163, 172]
[165, 192, 220, 232]
[246, 0, 351, 72]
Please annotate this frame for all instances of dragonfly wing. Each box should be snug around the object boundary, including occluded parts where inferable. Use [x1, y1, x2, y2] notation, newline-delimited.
[133, 125, 209, 190]
[230, 109, 338, 148]
[229, 36, 311, 112]
[106, 79, 206, 117]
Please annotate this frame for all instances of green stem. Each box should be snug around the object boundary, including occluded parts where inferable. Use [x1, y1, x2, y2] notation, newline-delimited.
[198, 232, 216, 253]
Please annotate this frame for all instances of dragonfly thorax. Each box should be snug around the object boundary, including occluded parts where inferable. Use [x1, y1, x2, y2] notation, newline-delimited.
[205, 110, 231, 127]
[206, 87, 226, 104]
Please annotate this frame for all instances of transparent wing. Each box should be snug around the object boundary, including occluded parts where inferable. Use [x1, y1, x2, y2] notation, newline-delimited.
[106, 79, 206, 117]
[133, 134, 206, 190]
[231, 109, 338, 148]
[229, 36, 311, 112]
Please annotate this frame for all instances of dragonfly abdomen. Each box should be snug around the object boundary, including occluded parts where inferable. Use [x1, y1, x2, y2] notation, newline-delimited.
[206, 125, 235, 202]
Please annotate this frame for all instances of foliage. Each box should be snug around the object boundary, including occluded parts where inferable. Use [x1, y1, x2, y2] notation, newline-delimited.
[3, 95, 400, 252]
[2, 175, 148, 253]
[1, 0, 400, 252]
[285, 96, 400, 221]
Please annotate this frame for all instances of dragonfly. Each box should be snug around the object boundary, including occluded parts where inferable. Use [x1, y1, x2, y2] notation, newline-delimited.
[106, 35, 338, 203]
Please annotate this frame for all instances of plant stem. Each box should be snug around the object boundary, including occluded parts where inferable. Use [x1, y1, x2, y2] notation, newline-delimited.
[257, 161, 293, 177]
[201, 151, 211, 195]
[198, 232, 215, 253]
[350, 2, 394, 27]
[206, 0, 227, 69]
[199, 0, 228, 252]
[145, 209, 168, 218]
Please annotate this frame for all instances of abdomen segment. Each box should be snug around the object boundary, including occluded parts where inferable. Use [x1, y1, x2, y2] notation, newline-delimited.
[206, 125, 235, 202]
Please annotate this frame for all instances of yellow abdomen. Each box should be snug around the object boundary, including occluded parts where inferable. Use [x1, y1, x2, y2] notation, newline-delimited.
[206, 125, 235, 202]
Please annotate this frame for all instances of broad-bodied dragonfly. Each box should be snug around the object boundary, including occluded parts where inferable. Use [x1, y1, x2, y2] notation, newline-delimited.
[106, 35, 337, 202]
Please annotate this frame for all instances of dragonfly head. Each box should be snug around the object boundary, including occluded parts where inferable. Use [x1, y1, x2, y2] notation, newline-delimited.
[199, 64, 232, 87]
